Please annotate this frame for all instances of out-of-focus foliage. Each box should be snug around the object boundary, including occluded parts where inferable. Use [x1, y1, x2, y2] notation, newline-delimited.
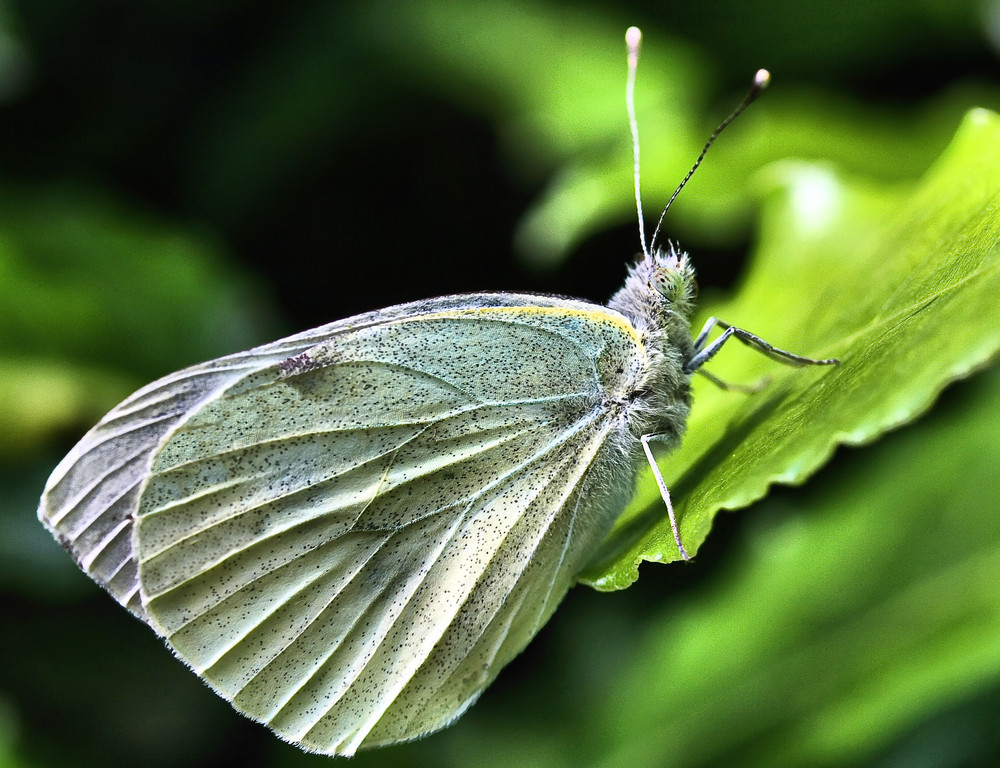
[2, 0, 999, 766]
[0, 184, 272, 460]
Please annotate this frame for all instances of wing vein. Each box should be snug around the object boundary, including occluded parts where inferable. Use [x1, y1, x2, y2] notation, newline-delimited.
[303, 407, 612, 744]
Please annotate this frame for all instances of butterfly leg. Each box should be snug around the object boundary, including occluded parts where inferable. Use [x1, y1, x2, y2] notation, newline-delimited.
[696, 367, 771, 393]
[685, 317, 839, 374]
[640, 433, 691, 561]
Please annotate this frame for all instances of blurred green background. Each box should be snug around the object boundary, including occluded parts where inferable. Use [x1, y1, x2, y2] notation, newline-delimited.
[2, 0, 1000, 766]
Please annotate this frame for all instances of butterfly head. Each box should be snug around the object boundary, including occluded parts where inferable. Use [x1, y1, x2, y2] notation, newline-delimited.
[607, 242, 698, 336]
[647, 243, 697, 318]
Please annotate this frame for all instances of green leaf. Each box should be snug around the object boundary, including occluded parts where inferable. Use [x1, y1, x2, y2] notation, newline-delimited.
[584, 361, 1000, 768]
[583, 108, 1000, 589]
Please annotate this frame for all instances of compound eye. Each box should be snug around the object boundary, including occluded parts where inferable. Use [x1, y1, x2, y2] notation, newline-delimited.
[650, 269, 684, 302]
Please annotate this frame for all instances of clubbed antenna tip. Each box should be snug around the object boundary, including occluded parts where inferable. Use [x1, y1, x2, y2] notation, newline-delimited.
[625, 26, 642, 53]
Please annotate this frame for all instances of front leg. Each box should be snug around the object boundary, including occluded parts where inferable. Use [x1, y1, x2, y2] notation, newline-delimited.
[686, 317, 839, 375]
[641, 433, 691, 561]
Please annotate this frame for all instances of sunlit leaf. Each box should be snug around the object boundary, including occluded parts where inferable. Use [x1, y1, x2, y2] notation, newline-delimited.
[586, 362, 1000, 768]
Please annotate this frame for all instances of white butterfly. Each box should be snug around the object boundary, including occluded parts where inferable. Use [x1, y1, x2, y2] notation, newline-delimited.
[37, 28, 836, 756]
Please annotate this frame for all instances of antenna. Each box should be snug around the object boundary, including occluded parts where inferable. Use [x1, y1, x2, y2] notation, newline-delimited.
[625, 26, 648, 258]
[648, 67, 770, 253]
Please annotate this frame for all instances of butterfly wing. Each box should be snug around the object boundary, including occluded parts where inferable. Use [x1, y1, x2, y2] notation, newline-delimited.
[38, 295, 533, 617]
[38, 294, 648, 755]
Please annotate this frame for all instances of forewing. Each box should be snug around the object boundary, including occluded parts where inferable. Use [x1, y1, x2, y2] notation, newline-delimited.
[36, 293, 577, 618]
[36, 328, 331, 618]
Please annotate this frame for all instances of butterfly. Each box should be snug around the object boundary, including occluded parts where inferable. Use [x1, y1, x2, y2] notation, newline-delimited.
[37, 27, 838, 756]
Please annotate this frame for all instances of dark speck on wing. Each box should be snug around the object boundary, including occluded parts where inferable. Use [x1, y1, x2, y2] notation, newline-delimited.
[279, 352, 322, 378]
